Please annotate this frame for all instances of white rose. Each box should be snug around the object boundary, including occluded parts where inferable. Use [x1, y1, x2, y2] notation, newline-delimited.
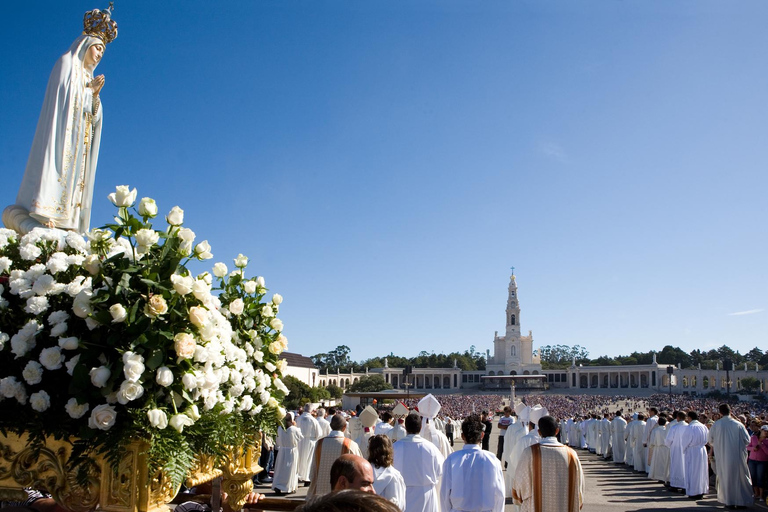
[122, 352, 145, 382]
[268, 341, 283, 355]
[269, 318, 283, 332]
[108, 185, 138, 207]
[170, 274, 194, 295]
[174, 333, 196, 360]
[110, 304, 127, 323]
[194, 241, 213, 260]
[189, 306, 208, 328]
[166, 206, 184, 226]
[144, 295, 168, 318]
[65, 398, 89, 419]
[234, 254, 248, 268]
[229, 298, 244, 316]
[264, 362, 276, 373]
[187, 404, 201, 421]
[277, 359, 288, 374]
[25, 296, 49, 315]
[84, 317, 100, 331]
[72, 290, 93, 318]
[243, 281, 257, 294]
[272, 293, 283, 305]
[39, 346, 64, 370]
[213, 262, 228, 278]
[182, 373, 198, 390]
[155, 366, 174, 387]
[32, 274, 57, 295]
[117, 380, 145, 404]
[256, 276, 265, 288]
[22, 361, 43, 385]
[58, 336, 79, 350]
[177, 227, 195, 255]
[88, 404, 117, 430]
[50, 322, 67, 337]
[253, 350, 264, 363]
[192, 279, 211, 302]
[138, 197, 158, 218]
[267, 397, 279, 410]
[83, 254, 101, 275]
[147, 409, 168, 429]
[261, 305, 274, 318]
[90, 366, 111, 388]
[30, 390, 51, 412]
[65, 354, 80, 375]
[135, 229, 160, 252]
[0, 256, 12, 273]
[169, 413, 195, 433]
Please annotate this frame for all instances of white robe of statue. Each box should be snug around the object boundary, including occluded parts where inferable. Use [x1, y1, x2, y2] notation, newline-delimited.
[9, 35, 105, 234]
[610, 416, 627, 463]
[708, 416, 753, 506]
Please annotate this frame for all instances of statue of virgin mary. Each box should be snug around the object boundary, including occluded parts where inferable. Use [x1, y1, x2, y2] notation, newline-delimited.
[3, 6, 117, 235]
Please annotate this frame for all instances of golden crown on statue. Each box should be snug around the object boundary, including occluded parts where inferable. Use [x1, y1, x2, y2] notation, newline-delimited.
[83, 2, 118, 44]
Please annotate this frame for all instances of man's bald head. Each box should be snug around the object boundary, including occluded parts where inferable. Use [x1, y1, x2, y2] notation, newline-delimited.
[330, 454, 375, 494]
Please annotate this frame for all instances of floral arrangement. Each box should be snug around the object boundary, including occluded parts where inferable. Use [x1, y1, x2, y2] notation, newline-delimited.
[0, 186, 289, 485]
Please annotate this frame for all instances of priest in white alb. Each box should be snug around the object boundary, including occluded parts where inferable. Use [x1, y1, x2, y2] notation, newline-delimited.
[610, 411, 627, 464]
[503, 405, 530, 499]
[441, 414, 505, 512]
[355, 406, 379, 459]
[647, 417, 670, 483]
[708, 403, 753, 507]
[664, 411, 688, 491]
[417, 394, 453, 458]
[296, 403, 322, 485]
[680, 411, 709, 499]
[393, 412, 445, 512]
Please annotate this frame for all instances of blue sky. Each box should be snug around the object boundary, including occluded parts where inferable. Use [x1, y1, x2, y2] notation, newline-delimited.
[1, 1, 766, 363]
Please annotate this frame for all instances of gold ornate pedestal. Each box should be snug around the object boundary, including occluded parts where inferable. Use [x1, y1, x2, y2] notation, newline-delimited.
[0, 433, 262, 512]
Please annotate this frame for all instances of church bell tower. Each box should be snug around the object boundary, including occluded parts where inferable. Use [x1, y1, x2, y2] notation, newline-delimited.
[506, 269, 521, 337]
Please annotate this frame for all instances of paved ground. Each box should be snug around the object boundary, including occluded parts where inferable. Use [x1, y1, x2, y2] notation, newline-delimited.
[253, 419, 768, 511]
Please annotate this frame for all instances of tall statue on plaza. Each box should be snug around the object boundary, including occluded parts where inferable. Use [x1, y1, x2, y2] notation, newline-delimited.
[3, 5, 117, 235]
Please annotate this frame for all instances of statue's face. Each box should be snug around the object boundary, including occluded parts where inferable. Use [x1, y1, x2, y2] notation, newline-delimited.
[84, 43, 105, 71]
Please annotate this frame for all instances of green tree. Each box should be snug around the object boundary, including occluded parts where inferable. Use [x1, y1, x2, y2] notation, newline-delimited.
[657, 346, 692, 368]
[347, 375, 392, 393]
[740, 376, 761, 393]
[745, 347, 764, 363]
[326, 383, 343, 399]
[282, 375, 312, 410]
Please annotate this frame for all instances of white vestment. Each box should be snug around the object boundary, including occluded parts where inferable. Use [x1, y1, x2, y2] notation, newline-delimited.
[632, 420, 647, 472]
[600, 419, 612, 458]
[373, 464, 407, 511]
[296, 412, 321, 481]
[388, 422, 407, 442]
[665, 421, 688, 488]
[624, 421, 635, 466]
[643, 415, 659, 470]
[648, 425, 670, 482]
[392, 434, 444, 512]
[272, 425, 303, 493]
[11, 35, 105, 233]
[680, 420, 709, 496]
[306, 431, 362, 497]
[374, 421, 394, 436]
[441, 444, 505, 512]
[708, 416, 752, 506]
[562, 419, 572, 445]
[316, 416, 332, 438]
[421, 422, 453, 458]
[503, 422, 529, 498]
[610, 416, 627, 463]
[355, 429, 374, 459]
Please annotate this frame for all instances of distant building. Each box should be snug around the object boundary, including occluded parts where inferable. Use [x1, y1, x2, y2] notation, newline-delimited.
[279, 351, 319, 388]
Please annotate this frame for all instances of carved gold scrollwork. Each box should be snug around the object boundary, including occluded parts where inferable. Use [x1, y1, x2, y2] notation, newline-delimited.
[220, 437, 262, 511]
[185, 454, 223, 488]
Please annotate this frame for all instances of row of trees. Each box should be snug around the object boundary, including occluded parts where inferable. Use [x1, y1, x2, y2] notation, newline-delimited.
[311, 345, 487, 373]
[538, 344, 768, 371]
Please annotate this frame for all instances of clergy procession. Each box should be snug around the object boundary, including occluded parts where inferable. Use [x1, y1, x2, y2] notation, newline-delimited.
[254, 393, 768, 512]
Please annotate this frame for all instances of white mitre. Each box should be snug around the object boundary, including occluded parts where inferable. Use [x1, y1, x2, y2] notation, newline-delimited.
[360, 406, 379, 429]
[518, 406, 531, 425]
[417, 394, 441, 419]
[528, 405, 548, 428]
[392, 402, 409, 419]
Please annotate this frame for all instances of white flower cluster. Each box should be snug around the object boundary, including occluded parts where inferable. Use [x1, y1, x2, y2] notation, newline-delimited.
[0, 186, 289, 436]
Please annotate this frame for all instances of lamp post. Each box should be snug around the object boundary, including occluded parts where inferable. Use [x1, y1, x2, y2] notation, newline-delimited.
[724, 358, 733, 398]
[666, 366, 674, 399]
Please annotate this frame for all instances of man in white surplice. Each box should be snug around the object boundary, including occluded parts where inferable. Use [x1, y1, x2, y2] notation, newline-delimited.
[315, 408, 332, 438]
[647, 417, 670, 483]
[600, 414, 612, 459]
[708, 403, 753, 507]
[441, 414, 505, 512]
[610, 411, 627, 464]
[631, 414, 647, 472]
[296, 404, 322, 484]
[507, 405, 548, 501]
[503, 405, 530, 499]
[643, 408, 659, 472]
[680, 411, 709, 499]
[393, 412, 445, 512]
[664, 411, 688, 491]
